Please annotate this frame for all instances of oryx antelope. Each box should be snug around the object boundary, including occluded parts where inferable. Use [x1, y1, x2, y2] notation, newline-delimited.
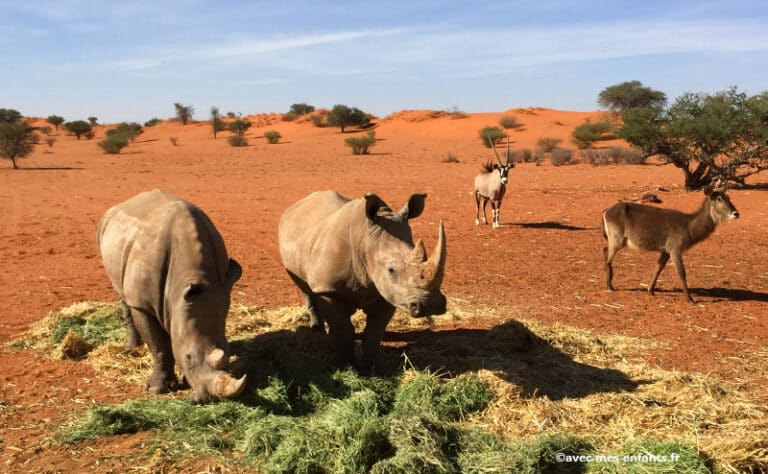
[474, 136, 515, 229]
[602, 180, 739, 302]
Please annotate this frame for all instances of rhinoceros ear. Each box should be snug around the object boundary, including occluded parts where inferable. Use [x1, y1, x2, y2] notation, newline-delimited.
[224, 259, 242, 290]
[399, 193, 426, 220]
[365, 193, 386, 224]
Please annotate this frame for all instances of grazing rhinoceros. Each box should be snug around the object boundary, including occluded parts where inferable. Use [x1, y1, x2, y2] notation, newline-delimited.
[278, 191, 447, 368]
[97, 189, 246, 402]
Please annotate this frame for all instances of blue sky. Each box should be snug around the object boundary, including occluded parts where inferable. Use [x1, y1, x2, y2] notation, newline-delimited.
[2, 0, 767, 123]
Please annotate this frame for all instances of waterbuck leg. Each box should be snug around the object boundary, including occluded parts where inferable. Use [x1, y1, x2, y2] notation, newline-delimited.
[649, 252, 670, 295]
[315, 295, 357, 367]
[604, 244, 620, 291]
[474, 192, 482, 225]
[670, 252, 694, 303]
[121, 301, 142, 349]
[361, 300, 396, 371]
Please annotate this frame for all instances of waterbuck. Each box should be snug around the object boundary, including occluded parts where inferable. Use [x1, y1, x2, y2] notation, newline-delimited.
[474, 136, 515, 228]
[602, 181, 739, 302]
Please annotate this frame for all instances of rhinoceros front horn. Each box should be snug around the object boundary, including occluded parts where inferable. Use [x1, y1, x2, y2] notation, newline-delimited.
[421, 220, 446, 288]
[211, 372, 247, 398]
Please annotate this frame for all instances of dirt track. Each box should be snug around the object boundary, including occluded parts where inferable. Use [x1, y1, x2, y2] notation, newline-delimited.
[1, 110, 766, 471]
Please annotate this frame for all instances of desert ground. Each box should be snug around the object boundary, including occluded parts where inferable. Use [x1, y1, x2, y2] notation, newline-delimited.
[1, 108, 766, 471]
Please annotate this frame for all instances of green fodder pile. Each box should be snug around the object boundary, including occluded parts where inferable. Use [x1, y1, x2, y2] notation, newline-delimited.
[11, 300, 768, 472]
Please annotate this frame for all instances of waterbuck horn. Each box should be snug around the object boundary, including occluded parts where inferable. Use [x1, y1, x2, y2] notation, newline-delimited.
[211, 372, 247, 398]
[486, 135, 504, 167]
[421, 220, 446, 288]
[207, 347, 228, 370]
[712, 177, 727, 192]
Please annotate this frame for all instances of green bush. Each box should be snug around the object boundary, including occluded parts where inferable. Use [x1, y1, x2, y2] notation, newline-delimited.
[479, 126, 507, 148]
[144, 118, 161, 127]
[328, 105, 370, 133]
[106, 122, 143, 142]
[46, 115, 65, 131]
[264, 130, 281, 144]
[536, 137, 562, 152]
[345, 131, 376, 155]
[0, 108, 22, 123]
[98, 133, 129, 154]
[0, 122, 38, 168]
[64, 120, 93, 140]
[228, 118, 251, 136]
[228, 135, 248, 147]
[571, 120, 613, 149]
[281, 112, 297, 122]
[309, 114, 325, 127]
[289, 103, 315, 116]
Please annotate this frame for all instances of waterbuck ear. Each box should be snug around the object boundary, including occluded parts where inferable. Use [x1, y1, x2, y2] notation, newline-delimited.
[399, 193, 426, 220]
[224, 259, 242, 290]
[365, 193, 386, 223]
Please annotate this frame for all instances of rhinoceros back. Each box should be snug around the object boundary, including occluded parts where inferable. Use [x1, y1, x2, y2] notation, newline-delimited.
[97, 189, 229, 326]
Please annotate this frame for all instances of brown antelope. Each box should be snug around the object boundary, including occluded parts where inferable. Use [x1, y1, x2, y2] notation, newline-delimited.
[474, 136, 515, 229]
[602, 180, 739, 302]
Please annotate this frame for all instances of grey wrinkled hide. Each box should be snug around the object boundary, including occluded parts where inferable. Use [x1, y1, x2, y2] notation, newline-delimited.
[278, 191, 447, 369]
[97, 189, 245, 402]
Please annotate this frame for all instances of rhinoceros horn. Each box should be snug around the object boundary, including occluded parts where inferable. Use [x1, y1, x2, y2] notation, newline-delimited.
[207, 347, 228, 370]
[421, 220, 446, 288]
[210, 372, 247, 398]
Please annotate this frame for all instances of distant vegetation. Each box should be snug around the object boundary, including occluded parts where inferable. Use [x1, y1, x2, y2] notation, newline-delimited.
[46, 115, 65, 131]
[264, 130, 281, 144]
[88, 117, 98, 126]
[536, 137, 562, 153]
[0, 109, 39, 169]
[174, 102, 194, 125]
[479, 126, 507, 148]
[283, 103, 316, 121]
[210, 106, 225, 138]
[345, 131, 376, 155]
[144, 118, 161, 127]
[618, 86, 768, 189]
[498, 115, 523, 130]
[228, 117, 252, 137]
[328, 105, 370, 133]
[598, 80, 667, 115]
[64, 120, 93, 140]
[97, 134, 129, 154]
[571, 120, 613, 149]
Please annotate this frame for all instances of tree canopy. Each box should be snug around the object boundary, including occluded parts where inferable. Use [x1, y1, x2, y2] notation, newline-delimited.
[619, 87, 768, 189]
[0, 122, 38, 169]
[327, 105, 370, 133]
[598, 81, 667, 114]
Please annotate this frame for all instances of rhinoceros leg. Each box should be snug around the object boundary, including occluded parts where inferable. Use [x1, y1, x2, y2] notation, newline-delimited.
[121, 301, 143, 349]
[315, 295, 356, 367]
[361, 300, 395, 370]
[130, 308, 177, 394]
[287, 272, 326, 333]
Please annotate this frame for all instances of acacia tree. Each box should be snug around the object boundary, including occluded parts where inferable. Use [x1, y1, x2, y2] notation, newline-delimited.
[0, 108, 23, 123]
[210, 106, 226, 138]
[619, 87, 768, 189]
[174, 102, 194, 124]
[327, 104, 370, 133]
[64, 120, 93, 139]
[598, 80, 667, 115]
[0, 122, 38, 169]
[46, 115, 65, 131]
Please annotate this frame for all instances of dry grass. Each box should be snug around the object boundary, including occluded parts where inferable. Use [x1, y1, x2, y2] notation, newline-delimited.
[10, 300, 767, 472]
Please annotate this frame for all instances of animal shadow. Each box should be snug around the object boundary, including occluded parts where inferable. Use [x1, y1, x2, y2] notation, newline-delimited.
[512, 221, 594, 231]
[691, 287, 768, 302]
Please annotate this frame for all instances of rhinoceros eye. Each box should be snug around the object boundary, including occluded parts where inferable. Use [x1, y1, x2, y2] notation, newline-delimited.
[387, 265, 397, 278]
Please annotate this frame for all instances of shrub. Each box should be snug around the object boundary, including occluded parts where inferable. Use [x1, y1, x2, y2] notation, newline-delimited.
[169, 137, 179, 146]
[479, 126, 507, 148]
[581, 148, 604, 166]
[46, 115, 65, 131]
[309, 114, 325, 127]
[281, 112, 297, 122]
[228, 135, 248, 147]
[46, 137, 56, 148]
[448, 106, 468, 119]
[39, 126, 52, 135]
[0, 108, 22, 123]
[264, 130, 281, 144]
[210, 107, 225, 138]
[345, 131, 376, 155]
[536, 137, 562, 153]
[97, 133, 129, 154]
[106, 122, 143, 142]
[0, 122, 38, 168]
[328, 105, 370, 133]
[144, 118, 161, 127]
[621, 147, 647, 164]
[64, 120, 93, 140]
[509, 148, 533, 163]
[550, 148, 574, 166]
[441, 153, 459, 163]
[174, 102, 194, 124]
[289, 103, 315, 116]
[534, 147, 545, 165]
[228, 118, 252, 136]
[571, 120, 613, 149]
[498, 115, 523, 130]
[88, 117, 98, 126]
